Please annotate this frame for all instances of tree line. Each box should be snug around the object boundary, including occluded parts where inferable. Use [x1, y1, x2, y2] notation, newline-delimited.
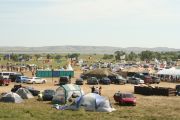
[1, 51, 180, 62]
[1, 53, 80, 62]
[103, 50, 180, 62]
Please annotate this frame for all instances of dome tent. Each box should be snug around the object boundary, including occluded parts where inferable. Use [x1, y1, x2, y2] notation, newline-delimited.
[68, 93, 116, 112]
[52, 84, 84, 104]
[16, 88, 34, 99]
[0, 92, 24, 103]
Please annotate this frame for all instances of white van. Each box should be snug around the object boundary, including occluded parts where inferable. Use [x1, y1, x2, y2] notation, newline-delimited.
[0, 72, 17, 79]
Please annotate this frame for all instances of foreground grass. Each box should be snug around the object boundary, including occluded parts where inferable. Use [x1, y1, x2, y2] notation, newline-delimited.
[0, 95, 180, 120]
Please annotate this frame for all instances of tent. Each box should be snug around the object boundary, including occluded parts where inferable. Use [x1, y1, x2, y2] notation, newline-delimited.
[83, 68, 116, 78]
[68, 93, 115, 112]
[16, 88, 34, 99]
[67, 64, 73, 71]
[0, 92, 24, 103]
[52, 84, 84, 104]
[157, 68, 180, 76]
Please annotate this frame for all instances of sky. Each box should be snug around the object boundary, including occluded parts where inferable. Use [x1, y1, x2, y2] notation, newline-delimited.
[0, 0, 180, 48]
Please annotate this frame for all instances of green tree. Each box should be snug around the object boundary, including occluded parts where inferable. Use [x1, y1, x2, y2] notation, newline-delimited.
[139, 50, 154, 61]
[46, 54, 52, 59]
[11, 54, 19, 61]
[55, 55, 62, 60]
[34, 54, 41, 61]
[114, 51, 125, 61]
[22, 54, 31, 60]
[127, 52, 137, 61]
[67, 53, 80, 60]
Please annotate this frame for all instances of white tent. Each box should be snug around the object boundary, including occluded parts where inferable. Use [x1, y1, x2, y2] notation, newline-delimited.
[1, 92, 24, 103]
[67, 64, 73, 71]
[157, 68, 180, 76]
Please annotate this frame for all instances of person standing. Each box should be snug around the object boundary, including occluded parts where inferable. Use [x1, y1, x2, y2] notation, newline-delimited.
[91, 86, 95, 93]
[99, 86, 102, 95]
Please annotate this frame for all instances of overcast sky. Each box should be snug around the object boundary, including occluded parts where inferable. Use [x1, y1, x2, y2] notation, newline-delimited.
[0, 0, 180, 48]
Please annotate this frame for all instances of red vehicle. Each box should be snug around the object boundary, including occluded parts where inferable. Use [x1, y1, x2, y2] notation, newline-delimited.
[113, 92, 136, 106]
[0, 76, 11, 86]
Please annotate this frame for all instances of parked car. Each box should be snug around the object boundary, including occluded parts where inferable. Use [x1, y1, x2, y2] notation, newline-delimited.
[75, 78, 84, 85]
[80, 74, 88, 80]
[15, 76, 29, 83]
[87, 77, 99, 85]
[127, 77, 144, 84]
[151, 76, 160, 84]
[9, 73, 22, 82]
[26, 77, 46, 84]
[59, 76, 70, 85]
[134, 73, 152, 84]
[99, 77, 111, 85]
[113, 92, 136, 106]
[0, 76, 10, 86]
[112, 75, 127, 84]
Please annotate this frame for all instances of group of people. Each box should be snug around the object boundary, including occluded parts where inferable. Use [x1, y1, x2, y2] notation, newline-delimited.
[91, 86, 102, 95]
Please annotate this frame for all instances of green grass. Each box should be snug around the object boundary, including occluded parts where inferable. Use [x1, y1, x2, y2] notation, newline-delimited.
[0, 95, 180, 120]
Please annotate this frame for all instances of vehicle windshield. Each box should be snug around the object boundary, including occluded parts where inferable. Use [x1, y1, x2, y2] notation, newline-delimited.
[91, 77, 97, 81]
[122, 94, 134, 98]
[116, 76, 123, 79]
[103, 78, 109, 80]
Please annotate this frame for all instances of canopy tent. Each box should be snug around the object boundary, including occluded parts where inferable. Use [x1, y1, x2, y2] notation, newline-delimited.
[52, 84, 84, 104]
[0, 92, 24, 103]
[157, 68, 180, 76]
[68, 93, 116, 112]
[83, 68, 116, 78]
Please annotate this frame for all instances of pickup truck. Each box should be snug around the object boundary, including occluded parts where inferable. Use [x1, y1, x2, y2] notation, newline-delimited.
[0, 76, 10, 86]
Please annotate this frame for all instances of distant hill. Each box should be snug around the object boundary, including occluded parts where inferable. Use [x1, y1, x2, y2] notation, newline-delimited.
[0, 46, 179, 54]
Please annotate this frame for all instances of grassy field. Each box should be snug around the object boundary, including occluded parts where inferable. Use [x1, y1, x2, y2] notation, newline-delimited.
[0, 55, 180, 120]
[0, 94, 180, 120]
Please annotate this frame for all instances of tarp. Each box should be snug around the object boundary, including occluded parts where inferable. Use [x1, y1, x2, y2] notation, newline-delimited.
[83, 68, 116, 78]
